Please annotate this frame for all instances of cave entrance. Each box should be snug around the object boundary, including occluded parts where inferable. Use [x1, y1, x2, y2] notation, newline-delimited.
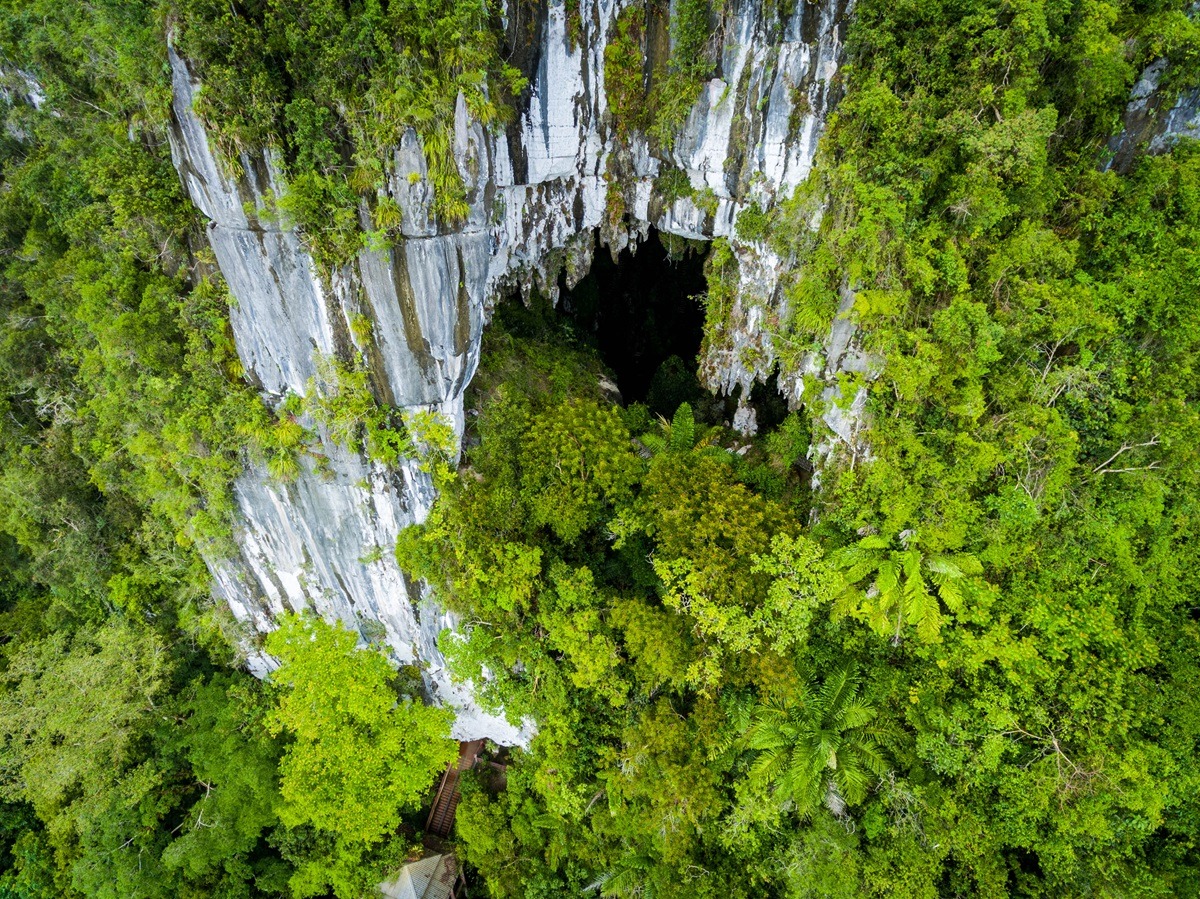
[559, 228, 709, 417]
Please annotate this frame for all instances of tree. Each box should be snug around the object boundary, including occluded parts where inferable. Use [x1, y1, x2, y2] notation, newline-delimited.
[520, 399, 642, 542]
[265, 615, 456, 847]
[160, 675, 286, 891]
[265, 615, 458, 896]
[832, 532, 982, 644]
[742, 667, 891, 820]
[0, 622, 175, 898]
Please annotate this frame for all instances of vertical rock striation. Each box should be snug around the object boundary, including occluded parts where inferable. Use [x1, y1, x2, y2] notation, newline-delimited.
[168, 0, 853, 742]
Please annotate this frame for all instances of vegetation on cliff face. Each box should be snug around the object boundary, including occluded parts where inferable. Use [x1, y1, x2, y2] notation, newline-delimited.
[0, 3, 452, 897]
[604, 0, 724, 149]
[173, 0, 526, 263]
[1, 1, 1200, 898]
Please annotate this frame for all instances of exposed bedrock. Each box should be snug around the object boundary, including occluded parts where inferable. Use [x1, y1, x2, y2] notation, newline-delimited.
[1108, 57, 1200, 173]
[167, 0, 857, 743]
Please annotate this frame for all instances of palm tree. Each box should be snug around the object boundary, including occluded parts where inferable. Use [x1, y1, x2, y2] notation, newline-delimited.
[832, 530, 982, 644]
[742, 667, 891, 819]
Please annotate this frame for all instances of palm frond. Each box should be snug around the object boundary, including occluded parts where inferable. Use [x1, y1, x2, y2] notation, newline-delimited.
[857, 534, 892, 550]
[835, 759, 872, 805]
[876, 560, 900, 597]
[840, 699, 876, 729]
[817, 667, 853, 714]
[924, 554, 964, 578]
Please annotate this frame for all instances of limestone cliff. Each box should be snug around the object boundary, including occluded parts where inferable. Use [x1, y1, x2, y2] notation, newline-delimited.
[167, 0, 854, 742]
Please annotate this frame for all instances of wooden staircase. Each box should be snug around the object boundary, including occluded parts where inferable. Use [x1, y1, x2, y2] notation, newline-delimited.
[425, 740, 486, 838]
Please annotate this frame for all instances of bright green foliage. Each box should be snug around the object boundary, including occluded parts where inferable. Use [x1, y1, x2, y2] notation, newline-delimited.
[0, 0, 301, 632]
[698, 237, 739, 381]
[265, 616, 455, 861]
[398, 324, 839, 896]
[668, 401, 696, 452]
[419, 32, 1200, 874]
[0, 7, 441, 893]
[736, 0, 1200, 893]
[4, 0, 1200, 897]
[636, 401, 713, 456]
[750, 533, 843, 652]
[604, 5, 650, 140]
[521, 400, 641, 541]
[638, 450, 796, 686]
[833, 533, 984, 644]
[648, 0, 724, 148]
[742, 667, 892, 819]
[305, 353, 458, 472]
[306, 353, 414, 466]
[734, 201, 771, 243]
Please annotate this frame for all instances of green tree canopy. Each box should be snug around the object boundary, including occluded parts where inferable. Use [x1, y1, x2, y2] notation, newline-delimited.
[265, 614, 456, 846]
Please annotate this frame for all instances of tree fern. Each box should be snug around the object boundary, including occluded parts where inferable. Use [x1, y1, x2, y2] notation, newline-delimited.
[585, 852, 659, 898]
[669, 402, 695, 452]
[833, 532, 982, 644]
[742, 667, 891, 820]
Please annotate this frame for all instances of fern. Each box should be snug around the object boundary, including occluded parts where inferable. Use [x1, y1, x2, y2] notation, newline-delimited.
[742, 668, 892, 821]
[834, 532, 984, 644]
[669, 402, 696, 452]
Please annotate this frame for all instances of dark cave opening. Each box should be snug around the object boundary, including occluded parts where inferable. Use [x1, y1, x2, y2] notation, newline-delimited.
[494, 228, 792, 428]
[558, 229, 709, 416]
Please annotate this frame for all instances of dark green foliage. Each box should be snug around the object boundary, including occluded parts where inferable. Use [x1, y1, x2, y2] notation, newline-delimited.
[655, 166, 695, 205]
[172, 0, 526, 262]
[0, 622, 288, 898]
[645, 354, 705, 417]
[605, 0, 722, 148]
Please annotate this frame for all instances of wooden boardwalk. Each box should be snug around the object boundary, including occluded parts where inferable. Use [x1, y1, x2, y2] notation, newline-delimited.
[425, 740, 486, 838]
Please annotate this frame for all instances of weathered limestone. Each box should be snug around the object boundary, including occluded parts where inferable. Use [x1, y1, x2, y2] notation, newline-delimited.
[168, 0, 855, 743]
[1107, 23, 1200, 173]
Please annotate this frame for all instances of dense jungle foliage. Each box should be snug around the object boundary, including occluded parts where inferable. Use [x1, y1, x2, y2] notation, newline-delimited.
[0, 2, 457, 896]
[0, 0, 1199, 898]
[408, 3, 1200, 898]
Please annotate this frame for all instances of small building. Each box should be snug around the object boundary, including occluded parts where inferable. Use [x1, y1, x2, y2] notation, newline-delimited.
[379, 853, 465, 899]
[380, 739, 507, 898]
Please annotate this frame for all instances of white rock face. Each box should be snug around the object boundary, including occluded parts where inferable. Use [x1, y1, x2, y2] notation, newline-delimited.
[1108, 43, 1200, 173]
[168, 0, 854, 744]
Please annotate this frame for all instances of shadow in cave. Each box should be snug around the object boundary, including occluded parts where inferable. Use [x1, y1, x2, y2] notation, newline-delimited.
[557, 229, 709, 416]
